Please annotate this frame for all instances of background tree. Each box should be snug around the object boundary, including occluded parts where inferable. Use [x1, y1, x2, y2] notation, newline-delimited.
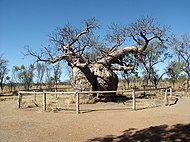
[52, 62, 62, 91]
[44, 63, 54, 90]
[36, 63, 46, 90]
[26, 16, 169, 99]
[172, 33, 190, 92]
[149, 68, 166, 88]
[120, 71, 139, 89]
[137, 42, 170, 87]
[5, 76, 13, 92]
[11, 65, 22, 91]
[166, 61, 182, 88]
[119, 53, 139, 89]
[13, 65, 34, 90]
[0, 56, 9, 91]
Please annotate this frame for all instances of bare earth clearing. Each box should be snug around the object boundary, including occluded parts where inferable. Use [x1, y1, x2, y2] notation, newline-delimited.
[0, 95, 190, 142]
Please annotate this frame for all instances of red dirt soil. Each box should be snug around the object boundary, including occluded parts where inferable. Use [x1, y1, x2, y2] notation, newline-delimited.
[0, 96, 190, 142]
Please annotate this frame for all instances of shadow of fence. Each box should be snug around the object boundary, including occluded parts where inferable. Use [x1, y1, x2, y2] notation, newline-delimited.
[87, 123, 190, 142]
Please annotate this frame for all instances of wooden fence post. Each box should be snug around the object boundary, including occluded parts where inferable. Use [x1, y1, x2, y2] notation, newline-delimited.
[18, 93, 22, 109]
[132, 89, 136, 110]
[169, 87, 172, 96]
[76, 92, 80, 114]
[43, 93, 46, 112]
[164, 89, 169, 106]
[97, 93, 99, 99]
[160, 89, 163, 96]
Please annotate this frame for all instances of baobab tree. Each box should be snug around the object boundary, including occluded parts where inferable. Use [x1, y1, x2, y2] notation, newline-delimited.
[26, 16, 169, 97]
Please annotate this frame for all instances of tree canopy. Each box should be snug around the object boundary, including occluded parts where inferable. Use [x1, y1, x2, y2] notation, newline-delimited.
[26, 16, 169, 72]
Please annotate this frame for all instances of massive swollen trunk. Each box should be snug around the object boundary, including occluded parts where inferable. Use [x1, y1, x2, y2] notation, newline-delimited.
[70, 63, 118, 99]
[69, 46, 139, 99]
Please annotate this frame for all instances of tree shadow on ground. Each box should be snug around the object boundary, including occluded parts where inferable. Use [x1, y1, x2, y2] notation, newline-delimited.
[87, 123, 190, 142]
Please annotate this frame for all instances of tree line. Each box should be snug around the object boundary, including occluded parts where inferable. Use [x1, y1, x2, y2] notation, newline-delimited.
[0, 61, 63, 91]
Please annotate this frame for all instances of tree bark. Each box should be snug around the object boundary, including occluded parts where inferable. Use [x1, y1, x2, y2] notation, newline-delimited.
[186, 76, 190, 92]
[70, 63, 118, 99]
[0, 77, 4, 91]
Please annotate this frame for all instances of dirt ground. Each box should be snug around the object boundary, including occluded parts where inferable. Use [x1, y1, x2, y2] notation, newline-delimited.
[0, 95, 190, 142]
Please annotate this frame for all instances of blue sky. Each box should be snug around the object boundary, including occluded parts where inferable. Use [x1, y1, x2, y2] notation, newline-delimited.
[0, 0, 190, 81]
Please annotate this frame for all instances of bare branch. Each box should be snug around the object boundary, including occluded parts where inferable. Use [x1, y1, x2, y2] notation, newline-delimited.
[127, 16, 170, 52]
[25, 18, 99, 67]
[105, 23, 126, 53]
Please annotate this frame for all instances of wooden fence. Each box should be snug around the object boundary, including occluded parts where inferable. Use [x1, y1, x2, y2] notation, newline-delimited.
[18, 87, 173, 114]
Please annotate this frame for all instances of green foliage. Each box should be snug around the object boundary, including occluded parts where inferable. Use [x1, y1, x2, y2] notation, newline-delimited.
[178, 74, 187, 83]
[0, 56, 9, 90]
[166, 61, 182, 88]
[13, 64, 34, 90]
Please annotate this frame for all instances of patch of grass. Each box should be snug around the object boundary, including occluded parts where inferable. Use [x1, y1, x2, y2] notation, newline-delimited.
[80, 98, 96, 104]
[0, 98, 6, 101]
[67, 95, 76, 104]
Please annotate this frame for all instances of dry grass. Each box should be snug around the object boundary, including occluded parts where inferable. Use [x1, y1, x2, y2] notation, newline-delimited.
[1, 83, 189, 113]
[17, 93, 96, 112]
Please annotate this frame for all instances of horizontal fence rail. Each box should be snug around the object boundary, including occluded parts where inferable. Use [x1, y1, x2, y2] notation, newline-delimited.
[18, 87, 173, 114]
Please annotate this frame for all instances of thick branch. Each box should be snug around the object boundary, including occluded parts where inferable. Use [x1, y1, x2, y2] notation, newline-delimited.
[97, 46, 138, 65]
[111, 65, 134, 71]
[73, 58, 88, 68]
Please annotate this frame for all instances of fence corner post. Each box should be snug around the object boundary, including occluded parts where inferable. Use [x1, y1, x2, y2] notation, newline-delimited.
[43, 93, 46, 112]
[18, 92, 22, 109]
[76, 92, 80, 114]
[132, 89, 136, 110]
